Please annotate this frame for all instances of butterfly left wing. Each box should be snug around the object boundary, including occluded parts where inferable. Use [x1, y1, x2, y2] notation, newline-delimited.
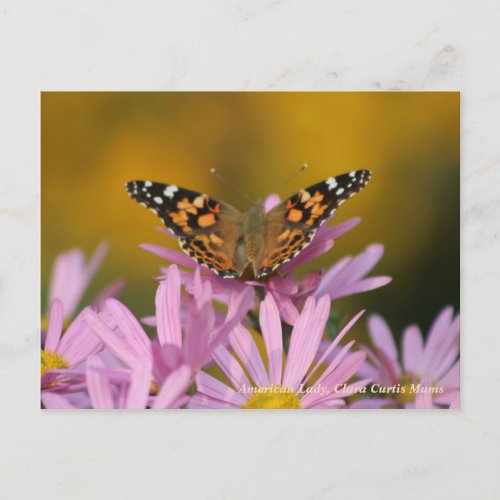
[256, 170, 372, 277]
[125, 180, 245, 277]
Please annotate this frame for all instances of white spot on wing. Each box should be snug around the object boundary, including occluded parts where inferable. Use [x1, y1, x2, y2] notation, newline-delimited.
[163, 185, 179, 198]
[144, 181, 153, 187]
[326, 177, 338, 190]
[336, 187, 345, 195]
[154, 196, 163, 204]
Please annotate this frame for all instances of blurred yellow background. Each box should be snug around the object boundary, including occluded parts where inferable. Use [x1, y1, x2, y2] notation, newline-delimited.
[41, 92, 459, 334]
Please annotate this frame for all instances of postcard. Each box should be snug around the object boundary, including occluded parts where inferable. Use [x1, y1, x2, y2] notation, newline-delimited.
[41, 92, 459, 409]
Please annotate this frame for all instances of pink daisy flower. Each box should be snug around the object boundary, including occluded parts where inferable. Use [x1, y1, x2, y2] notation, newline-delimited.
[41, 298, 102, 392]
[82, 264, 254, 407]
[358, 307, 460, 408]
[189, 293, 369, 409]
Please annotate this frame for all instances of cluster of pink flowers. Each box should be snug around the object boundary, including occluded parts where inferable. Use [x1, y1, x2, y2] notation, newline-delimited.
[41, 200, 459, 410]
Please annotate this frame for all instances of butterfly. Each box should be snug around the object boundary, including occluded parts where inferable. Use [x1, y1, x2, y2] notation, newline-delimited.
[125, 170, 371, 280]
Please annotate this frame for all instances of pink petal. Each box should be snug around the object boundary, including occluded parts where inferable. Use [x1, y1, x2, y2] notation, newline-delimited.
[302, 351, 366, 407]
[367, 314, 401, 375]
[183, 301, 214, 370]
[271, 293, 299, 325]
[402, 325, 424, 373]
[264, 194, 280, 212]
[49, 243, 108, 319]
[42, 392, 76, 409]
[140, 243, 198, 269]
[188, 393, 237, 409]
[314, 340, 356, 387]
[415, 377, 433, 409]
[268, 277, 298, 295]
[57, 309, 87, 353]
[45, 298, 64, 352]
[125, 358, 152, 409]
[348, 399, 393, 409]
[56, 310, 103, 367]
[437, 360, 460, 388]
[211, 344, 251, 390]
[305, 309, 365, 385]
[155, 266, 182, 347]
[260, 294, 283, 385]
[329, 276, 392, 300]
[84, 308, 137, 367]
[60, 326, 102, 367]
[322, 217, 361, 240]
[207, 287, 255, 354]
[86, 242, 109, 280]
[106, 298, 152, 360]
[449, 397, 460, 409]
[421, 306, 454, 372]
[229, 325, 269, 387]
[424, 312, 459, 375]
[86, 355, 114, 409]
[152, 365, 192, 409]
[432, 343, 460, 381]
[282, 295, 330, 389]
[195, 371, 246, 406]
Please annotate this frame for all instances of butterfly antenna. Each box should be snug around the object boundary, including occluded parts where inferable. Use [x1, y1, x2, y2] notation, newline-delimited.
[272, 163, 309, 194]
[210, 168, 254, 204]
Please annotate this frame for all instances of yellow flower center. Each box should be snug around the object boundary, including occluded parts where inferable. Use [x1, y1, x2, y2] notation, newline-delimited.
[395, 381, 416, 404]
[242, 385, 302, 409]
[150, 381, 160, 395]
[394, 373, 437, 405]
[40, 350, 70, 377]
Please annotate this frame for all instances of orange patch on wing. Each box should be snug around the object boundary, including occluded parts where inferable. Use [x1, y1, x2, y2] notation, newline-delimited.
[170, 211, 188, 223]
[177, 199, 199, 215]
[209, 233, 223, 245]
[311, 203, 327, 216]
[278, 229, 291, 241]
[198, 213, 217, 227]
[304, 191, 325, 209]
[287, 209, 303, 222]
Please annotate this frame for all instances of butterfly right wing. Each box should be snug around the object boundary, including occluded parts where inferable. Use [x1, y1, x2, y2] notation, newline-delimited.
[256, 170, 372, 277]
[125, 180, 246, 277]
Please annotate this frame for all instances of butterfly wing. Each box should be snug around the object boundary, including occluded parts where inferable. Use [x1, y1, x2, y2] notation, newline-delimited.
[256, 170, 372, 277]
[125, 180, 245, 277]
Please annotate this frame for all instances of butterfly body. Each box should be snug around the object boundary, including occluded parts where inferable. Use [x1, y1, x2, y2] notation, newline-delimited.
[126, 170, 371, 280]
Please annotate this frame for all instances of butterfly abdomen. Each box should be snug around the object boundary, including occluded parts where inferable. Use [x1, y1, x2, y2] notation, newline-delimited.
[241, 204, 267, 264]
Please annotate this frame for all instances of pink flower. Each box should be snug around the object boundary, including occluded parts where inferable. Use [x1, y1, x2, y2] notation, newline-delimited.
[47, 243, 125, 320]
[359, 307, 460, 408]
[189, 293, 369, 409]
[41, 298, 102, 392]
[82, 264, 254, 408]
